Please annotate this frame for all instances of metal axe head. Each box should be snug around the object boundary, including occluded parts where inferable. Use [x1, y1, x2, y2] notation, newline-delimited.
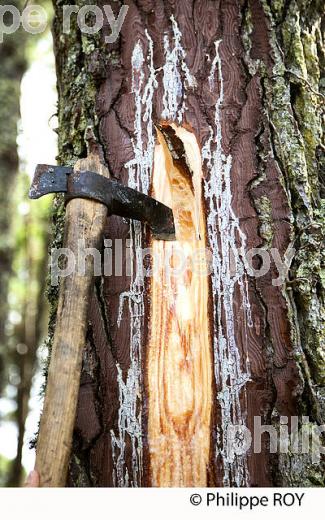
[29, 164, 176, 241]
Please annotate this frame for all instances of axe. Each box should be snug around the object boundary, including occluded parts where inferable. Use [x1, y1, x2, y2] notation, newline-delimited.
[29, 150, 175, 487]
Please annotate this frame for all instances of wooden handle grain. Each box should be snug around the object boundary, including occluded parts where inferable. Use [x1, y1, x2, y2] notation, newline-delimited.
[35, 155, 109, 487]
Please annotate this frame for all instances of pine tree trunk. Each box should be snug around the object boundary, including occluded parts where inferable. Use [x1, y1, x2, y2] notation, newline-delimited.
[49, 0, 324, 487]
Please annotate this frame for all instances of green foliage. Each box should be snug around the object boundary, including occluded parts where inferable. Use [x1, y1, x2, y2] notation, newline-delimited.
[0, 454, 10, 487]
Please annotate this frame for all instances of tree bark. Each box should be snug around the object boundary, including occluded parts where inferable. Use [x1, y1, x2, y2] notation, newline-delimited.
[49, 0, 324, 487]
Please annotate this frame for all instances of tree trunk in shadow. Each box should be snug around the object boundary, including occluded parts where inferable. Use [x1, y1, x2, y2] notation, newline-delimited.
[6, 224, 49, 487]
[0, 1, 27, 396]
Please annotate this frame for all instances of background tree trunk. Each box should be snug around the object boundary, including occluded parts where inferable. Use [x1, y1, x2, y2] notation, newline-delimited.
[0, 3, 52, 486]
[49, 0, 324, 487]
[0, 0, 27, 394]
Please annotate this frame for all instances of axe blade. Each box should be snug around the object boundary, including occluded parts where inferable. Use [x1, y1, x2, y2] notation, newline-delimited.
[29, 164, 73, 199]
[29, 164, 176, 240]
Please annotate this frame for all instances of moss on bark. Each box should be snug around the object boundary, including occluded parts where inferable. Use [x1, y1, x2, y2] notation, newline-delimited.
[252, 0, 325, 486]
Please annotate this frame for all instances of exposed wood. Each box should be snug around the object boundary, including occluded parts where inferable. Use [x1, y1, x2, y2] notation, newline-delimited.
[147, 126, 212, 486]
[35, 151, 109, 486]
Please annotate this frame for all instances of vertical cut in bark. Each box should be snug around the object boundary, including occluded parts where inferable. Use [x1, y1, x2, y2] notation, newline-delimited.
[148, 125, 212, 486]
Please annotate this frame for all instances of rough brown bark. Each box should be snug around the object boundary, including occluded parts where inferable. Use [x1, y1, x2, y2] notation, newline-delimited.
[48, 0, 324, 487]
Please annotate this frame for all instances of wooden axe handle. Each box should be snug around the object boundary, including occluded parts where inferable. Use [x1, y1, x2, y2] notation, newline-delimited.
[35, 154, 109, 486]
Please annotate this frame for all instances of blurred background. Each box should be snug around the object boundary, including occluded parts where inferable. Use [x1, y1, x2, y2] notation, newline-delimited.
[0, 1, 57, 486]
